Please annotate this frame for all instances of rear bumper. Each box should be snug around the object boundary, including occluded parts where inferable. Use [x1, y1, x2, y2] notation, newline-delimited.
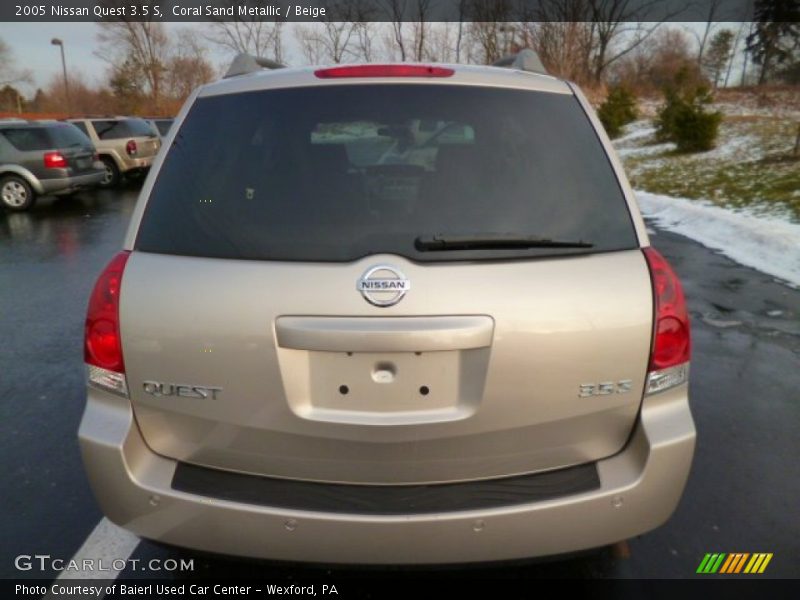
[78, 385, 694, 564]
[39, 170, 105, 194]
[118, 155, 154, 173]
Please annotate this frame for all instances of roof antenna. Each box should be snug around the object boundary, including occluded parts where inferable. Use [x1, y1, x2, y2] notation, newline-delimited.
[493, 49, 548, 75]
[224, 53, 286, 79]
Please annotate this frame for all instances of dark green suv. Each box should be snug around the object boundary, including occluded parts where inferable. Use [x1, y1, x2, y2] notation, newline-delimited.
[0, 120, 104, 211]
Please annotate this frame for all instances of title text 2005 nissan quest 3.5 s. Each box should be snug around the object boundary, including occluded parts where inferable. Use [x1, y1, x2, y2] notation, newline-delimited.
[79, 51, 695, 564]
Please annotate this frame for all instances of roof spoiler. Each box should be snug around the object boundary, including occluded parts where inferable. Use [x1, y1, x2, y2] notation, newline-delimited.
[493, 49, 548, 76]
[224, 53, 286, 79]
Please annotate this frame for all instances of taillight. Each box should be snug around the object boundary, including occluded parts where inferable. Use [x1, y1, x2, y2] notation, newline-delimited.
[643, 247, 690, 394]
[84, 251, 130, 396]
[93, 152, 99, 161]
[314, 65, 455, 78]
[125, 139, 137, 156]
[43, 151, 67, 168]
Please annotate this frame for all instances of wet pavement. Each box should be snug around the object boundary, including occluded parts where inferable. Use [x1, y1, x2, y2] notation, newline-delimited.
[0, 188, 798, 580]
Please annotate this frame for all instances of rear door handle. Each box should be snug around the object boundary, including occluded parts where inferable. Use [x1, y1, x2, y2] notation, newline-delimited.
[275, 316, 494, 352]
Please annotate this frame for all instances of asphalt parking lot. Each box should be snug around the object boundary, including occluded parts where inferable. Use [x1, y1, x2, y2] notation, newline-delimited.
[1, 187, 798, 581]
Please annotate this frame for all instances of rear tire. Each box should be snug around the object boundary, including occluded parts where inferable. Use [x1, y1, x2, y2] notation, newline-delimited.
[0, 174, 36, 211]
[99, 157, 120, 188]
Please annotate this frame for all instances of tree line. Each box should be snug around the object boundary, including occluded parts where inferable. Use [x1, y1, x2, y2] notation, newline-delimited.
[0, 0, 797, 116]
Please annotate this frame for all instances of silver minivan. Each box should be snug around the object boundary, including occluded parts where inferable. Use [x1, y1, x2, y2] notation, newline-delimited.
[79, 52, 695, 564]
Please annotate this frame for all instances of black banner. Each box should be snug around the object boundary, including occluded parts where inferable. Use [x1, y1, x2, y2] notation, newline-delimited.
[5, 577, 800, 600]
[1, 0, 764, 24]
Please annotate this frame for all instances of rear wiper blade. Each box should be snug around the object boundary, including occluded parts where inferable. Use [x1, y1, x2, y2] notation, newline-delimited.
[415, 233, 593, 252]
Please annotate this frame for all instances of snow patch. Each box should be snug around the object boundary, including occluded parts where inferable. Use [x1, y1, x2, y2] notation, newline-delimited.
[687, 133, 762, 162]
[636, 190, 800, 288]
[615, 124, 656, 144]
[616, 142, 674, 158]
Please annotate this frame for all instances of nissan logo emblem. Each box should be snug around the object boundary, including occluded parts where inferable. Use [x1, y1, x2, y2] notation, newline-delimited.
[356, 265, 410, 307]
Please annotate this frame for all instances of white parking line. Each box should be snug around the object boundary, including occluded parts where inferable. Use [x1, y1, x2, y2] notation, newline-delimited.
[43, 518, 139, 598]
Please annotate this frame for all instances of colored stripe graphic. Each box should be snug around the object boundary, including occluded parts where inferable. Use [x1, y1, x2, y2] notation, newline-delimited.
[697, 553, 727, 573]
[719, 554, 735, 573]
[744, 553, 773, 574]
[696, 554, 713, 573]
[759, 554, 773, 573]
[720, 553, 749, 573]
[734, 553, 750, 573]
[700, 553, 773, 574]
[711, 554, 726, 573]
[744, 554, 760, 573]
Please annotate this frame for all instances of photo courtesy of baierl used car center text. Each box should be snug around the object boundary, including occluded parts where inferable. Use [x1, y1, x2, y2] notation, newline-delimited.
[0, 0, 798, 598]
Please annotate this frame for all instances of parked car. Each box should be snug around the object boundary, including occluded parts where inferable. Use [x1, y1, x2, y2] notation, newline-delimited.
[80, 51, 695, 564]
[145, 117, 174, 139]
[67, 117, 161, 188]
[0, 120, 104, 211]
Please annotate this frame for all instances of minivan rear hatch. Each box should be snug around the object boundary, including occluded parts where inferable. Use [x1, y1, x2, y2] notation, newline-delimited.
[121, 81, 652, 485]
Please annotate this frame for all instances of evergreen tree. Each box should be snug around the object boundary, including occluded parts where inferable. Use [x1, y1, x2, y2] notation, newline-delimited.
[745, 0, 800, 85]
[703, 29, 735, 88]
[28, 88, 47, 112]
[655, 67, 723, 153]
[597, 86, 638, 138]
[0, 84, 24, 112]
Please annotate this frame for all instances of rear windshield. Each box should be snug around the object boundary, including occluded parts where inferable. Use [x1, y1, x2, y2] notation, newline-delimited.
[154, 120, 173, 136]
[2, 123, 91, 151]
[136, 85, 637, 262]
[92, 119, 155, 140]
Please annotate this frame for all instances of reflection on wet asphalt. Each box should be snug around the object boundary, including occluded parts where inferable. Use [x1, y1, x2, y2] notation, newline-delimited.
[0, 189, 140, 580]
[0, 190, 798, 579]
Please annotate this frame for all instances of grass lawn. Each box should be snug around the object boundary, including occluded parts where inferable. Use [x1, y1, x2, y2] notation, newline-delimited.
[613, 112, 800, 223]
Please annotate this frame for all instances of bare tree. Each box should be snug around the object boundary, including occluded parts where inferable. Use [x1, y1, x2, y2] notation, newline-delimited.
[454, 0, 468, 62]
[693, 0, 725, 65]
[295, 25, 327, 64]
[724, 20, 749, 87]
[96, 18, 170, 111]
[534, 23, 594, 82]
[167, 29, 216, 102]
[585, 0, 690, 84]
[741, 20, 756, 85]
[207, 22, 284, 63]
[295, 18, 356, 64]
[323, 21, 357, 63]
[206, 1, 284, 62]
[467, 0, 518, 64]
[351, 23, 378, 62]
[314, 0, 381, 63]
[515, 0, 691, 84]
[381, 0, 434, 61]
[0, 38, 32, 86]
[43, 71, 115, 115]
[647, 27, 705, 89]
[410, 0, 434, 61]
[384, 0, 409, 61]
[611, 26, 705, 92]
[424, 23, 460, 62]
[347, 0, 380, 61]
[520, 2, 595, 84]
